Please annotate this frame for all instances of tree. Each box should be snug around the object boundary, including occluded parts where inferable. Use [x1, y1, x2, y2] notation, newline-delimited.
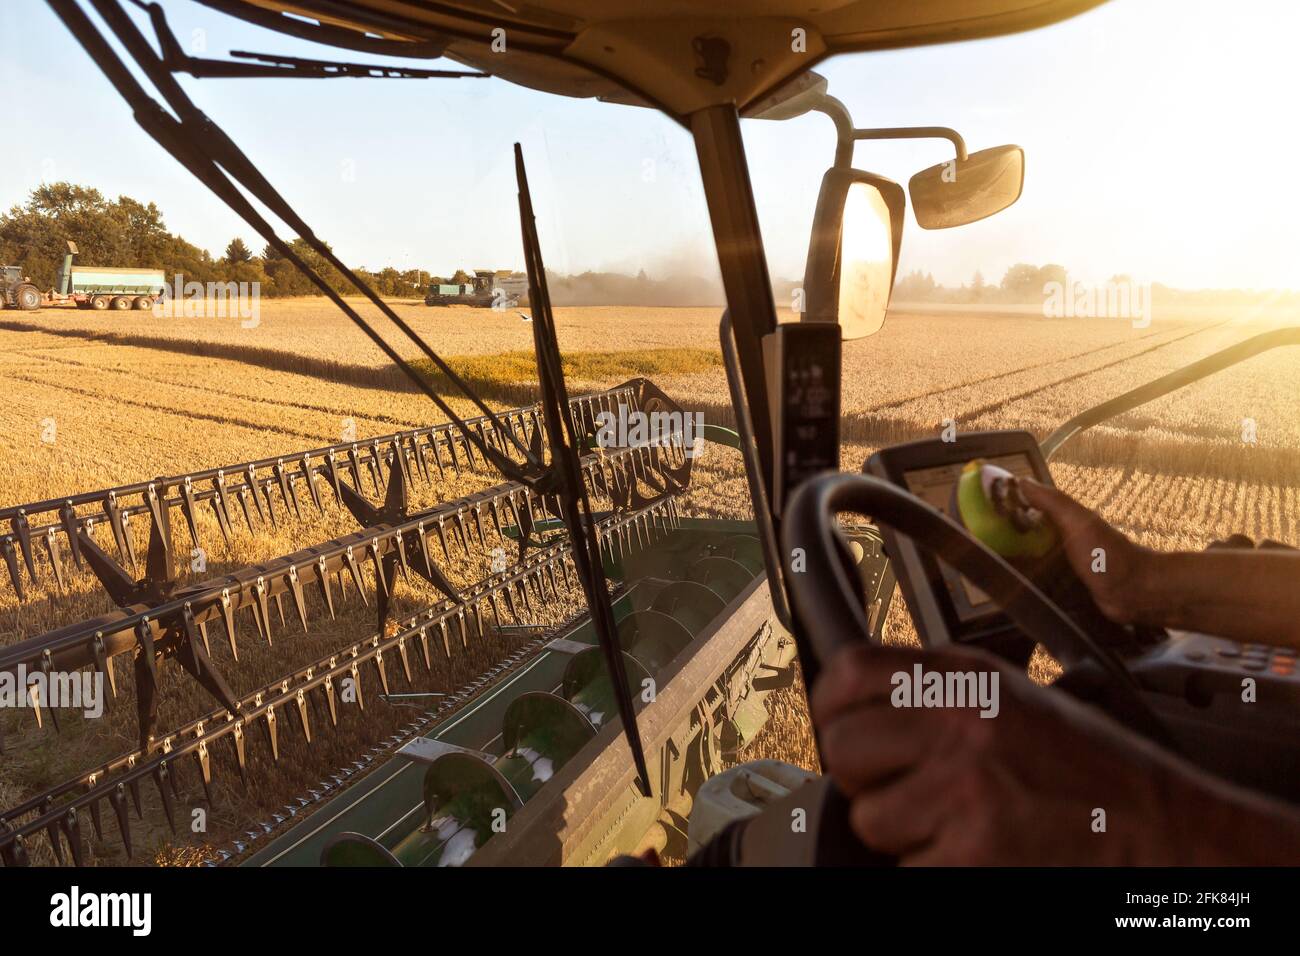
[224, 237, 253, 263]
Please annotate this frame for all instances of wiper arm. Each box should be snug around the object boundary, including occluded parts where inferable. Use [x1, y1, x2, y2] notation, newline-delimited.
[513, 144, 652, 798]
[129, 0, 488, 81]
[50, 0, 539, 482]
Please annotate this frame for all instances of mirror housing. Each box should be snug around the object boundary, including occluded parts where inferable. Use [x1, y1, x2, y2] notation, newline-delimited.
[908, 145, 1024, 229]
[802, 168, 904, 340]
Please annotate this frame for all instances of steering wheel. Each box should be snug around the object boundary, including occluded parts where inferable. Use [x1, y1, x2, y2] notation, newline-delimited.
[782, 471, 1173, 747]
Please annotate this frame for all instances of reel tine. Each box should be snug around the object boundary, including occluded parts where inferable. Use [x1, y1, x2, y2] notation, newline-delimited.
[105, 491, 130, 565]
[221, 588, 239, 661]
[154, 762, 177, 833]
[62, 808, 84, 867]
[349, 661, 365, 711]
[59, 502, 84, 570]
[2, 536, 24, 601]
[317, 556, 336, 619]
[110, 785, 133, 859]
[195, 741, 214, 805]
[427, 430, 446, 480]
[321, 677, 339, 728]
[294, 690, 312, 745]
[445, 431, 461, 477]
[253, 577, 273, 645]
[417, 627, 432, 672]
[179, 477, 201, 550]
[261, 705, 279, 763]
[287, 566, 309, 632]
[11, 512, 37, 584]
[83, 798, 104, 846]
[301, 454, 324, 515]
[44, 529, 66, 592]
[325, 450, 344, 503]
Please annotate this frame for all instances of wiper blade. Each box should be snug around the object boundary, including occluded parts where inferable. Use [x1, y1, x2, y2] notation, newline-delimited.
[513, 144, 652, 798]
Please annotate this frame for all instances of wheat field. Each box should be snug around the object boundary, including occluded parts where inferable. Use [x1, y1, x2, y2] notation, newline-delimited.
[2, 297, 1297, 863]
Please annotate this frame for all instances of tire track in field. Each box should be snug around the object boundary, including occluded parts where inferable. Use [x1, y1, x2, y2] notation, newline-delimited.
[15, 350, 435, 431]
[863, 323, 1176, 413]
[950, 320, 1229, 425]
[0, 369, 330, 444]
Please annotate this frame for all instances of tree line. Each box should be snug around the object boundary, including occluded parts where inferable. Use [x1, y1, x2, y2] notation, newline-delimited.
[894, 263, 1073, 304]
[0, 183, 470, 299]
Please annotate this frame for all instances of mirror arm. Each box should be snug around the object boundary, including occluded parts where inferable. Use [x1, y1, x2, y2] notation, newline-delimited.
[809, 93, 970, 169]
[853, 126, 968, 162]
[811, 95, 857, 168]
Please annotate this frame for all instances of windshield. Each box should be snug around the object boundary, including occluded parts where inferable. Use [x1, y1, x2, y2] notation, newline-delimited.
[3, 0, 1300, 869]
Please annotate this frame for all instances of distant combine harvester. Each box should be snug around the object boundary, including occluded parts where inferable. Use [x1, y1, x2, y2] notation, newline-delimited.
[425, 269, 527, 308]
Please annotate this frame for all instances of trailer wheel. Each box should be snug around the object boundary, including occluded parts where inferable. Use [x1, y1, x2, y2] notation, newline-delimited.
[14, 284, 41, 311]
[133, 295, 154, 310]
[90, 295, 110, 310]
[110, 295, 132, 310]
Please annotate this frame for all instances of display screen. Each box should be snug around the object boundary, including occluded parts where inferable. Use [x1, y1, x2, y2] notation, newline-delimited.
[903, 453, 1037, 622]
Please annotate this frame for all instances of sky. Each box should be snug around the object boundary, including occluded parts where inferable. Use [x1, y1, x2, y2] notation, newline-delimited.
[3, 0, 1299, 291]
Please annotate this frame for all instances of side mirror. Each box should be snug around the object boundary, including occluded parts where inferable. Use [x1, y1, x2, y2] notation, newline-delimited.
[803, 169, 904, 340]
[908, 145, 1024, 229]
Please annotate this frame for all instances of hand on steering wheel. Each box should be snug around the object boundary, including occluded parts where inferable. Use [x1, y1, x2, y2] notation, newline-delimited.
[813, 640, 1237, 864]
[781, 472, 1172, 745]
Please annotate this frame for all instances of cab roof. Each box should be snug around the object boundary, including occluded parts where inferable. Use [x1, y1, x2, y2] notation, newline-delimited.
[222, 1, 1107, 116]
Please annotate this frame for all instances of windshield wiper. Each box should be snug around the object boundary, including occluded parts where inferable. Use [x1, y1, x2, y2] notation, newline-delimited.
[513, 144, 652, 798]
[49, 0, 539, 482]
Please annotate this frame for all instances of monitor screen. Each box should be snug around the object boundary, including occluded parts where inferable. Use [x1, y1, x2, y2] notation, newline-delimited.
[903, 453, 1037, 622]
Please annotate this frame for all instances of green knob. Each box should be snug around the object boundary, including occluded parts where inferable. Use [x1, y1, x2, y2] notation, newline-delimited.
[953, 460, 1055, 559]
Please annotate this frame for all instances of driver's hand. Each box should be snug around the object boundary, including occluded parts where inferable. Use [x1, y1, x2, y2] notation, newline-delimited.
[1018, 479, 1154, 624]
[810, 642, 1282, 864]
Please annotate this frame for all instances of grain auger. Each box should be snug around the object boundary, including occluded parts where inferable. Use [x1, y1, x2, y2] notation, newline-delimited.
[318, 529, 768, 867]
